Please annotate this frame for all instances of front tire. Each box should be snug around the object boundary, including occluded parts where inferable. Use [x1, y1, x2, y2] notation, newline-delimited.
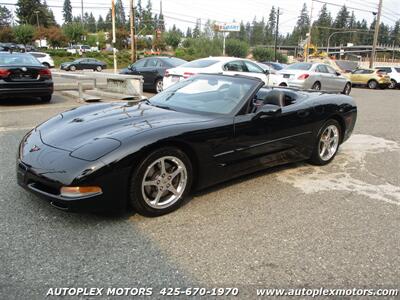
[368, 80, 378, 89]
[309, 119, 341, 166]
[342, 82, 351, 95]
[69, 65, 77, 72]
[96, 65, 103, 72]
[155, 79, 163, 93]
[129, 147, 193, 217]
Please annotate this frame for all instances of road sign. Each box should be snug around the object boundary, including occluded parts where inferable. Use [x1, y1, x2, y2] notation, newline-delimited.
[214, 22, 240, 32]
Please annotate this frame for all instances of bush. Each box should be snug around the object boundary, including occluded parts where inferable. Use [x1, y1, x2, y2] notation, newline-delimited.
[225, 39, 249, 58]
[175, 38, 222, 61]
[13, 24, 35, 45]
[252, 46, 288, 63]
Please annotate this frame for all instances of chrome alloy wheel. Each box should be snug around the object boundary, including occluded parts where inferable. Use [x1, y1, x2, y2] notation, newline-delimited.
[156, 80, 163, 93]
[141, 156, 187, 209]
[319, 125, 339, 161]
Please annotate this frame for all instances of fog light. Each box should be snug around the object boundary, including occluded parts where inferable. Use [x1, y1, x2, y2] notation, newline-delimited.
[60, 186, 102, 198]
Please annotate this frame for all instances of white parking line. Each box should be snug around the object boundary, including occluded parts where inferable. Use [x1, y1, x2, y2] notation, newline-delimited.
[0, 126, 34, 133]
[0, 104, 78, 113]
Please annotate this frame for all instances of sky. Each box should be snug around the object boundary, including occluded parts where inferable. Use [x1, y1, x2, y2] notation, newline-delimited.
[3, 0, 400, 34]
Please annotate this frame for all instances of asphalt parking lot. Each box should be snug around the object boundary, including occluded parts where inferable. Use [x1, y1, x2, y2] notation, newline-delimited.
[0, 88, 399, 299]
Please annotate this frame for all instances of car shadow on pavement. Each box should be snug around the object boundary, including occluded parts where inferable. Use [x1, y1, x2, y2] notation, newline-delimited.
[0, 97, 49, 106]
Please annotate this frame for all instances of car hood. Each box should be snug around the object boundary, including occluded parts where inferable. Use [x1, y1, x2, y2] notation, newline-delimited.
[37, 102, 212, 152]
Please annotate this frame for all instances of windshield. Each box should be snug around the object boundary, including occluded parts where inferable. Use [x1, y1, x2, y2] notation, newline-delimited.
[286, 62, 312, 70]
[180, 59, 219, 68]
[149, 75, 258, 115]
[0, 54, 41, 66]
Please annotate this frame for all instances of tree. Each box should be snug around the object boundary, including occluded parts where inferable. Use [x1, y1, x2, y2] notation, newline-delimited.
[63, 0, 72, 23]
[192, 19, 201, 38]
[265, 6, 276, 44]
[250, 17, 264, 46]
[0, 27, 15, 42]
[185, 27, 192, 38]
[97, 15, 107, 31]
[332, 5, 350, 45]
[85, 12, 96, 32]
[0, 6, 12, 27]
[115, 0, 126, 28]
[286, 3, 310, 46]
[16, 0, 56, 27]
[252, 46, 287, 63]
[312, 4, 332, 46]
[391, 21, 400, 46]
[225, 39, 249, 58]
[13, 24, 35, 45]
[63, 22, 85, 44]
[165, 25, 182, 49]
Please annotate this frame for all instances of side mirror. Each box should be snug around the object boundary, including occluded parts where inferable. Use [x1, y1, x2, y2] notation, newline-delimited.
[253, 104, 282, 120]
[264, 69, 270, 75]
[335, 71, 341, 76]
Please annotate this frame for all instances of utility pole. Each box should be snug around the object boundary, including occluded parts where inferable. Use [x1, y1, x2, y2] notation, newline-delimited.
[35, 11, 40, 27]
[369, 0, 383, 68]
[305, 0, 314, 62]
[81, 0, 84, 25]
[274, 7, 280, 62]
[112, 0, 117, 73]
[130, 0, 136, 62]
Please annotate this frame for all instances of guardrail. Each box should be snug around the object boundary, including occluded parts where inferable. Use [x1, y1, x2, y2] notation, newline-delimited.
[52, 71, 144, 101]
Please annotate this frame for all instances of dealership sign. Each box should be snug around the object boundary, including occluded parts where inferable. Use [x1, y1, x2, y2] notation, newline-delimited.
[214, 22, 240, 32]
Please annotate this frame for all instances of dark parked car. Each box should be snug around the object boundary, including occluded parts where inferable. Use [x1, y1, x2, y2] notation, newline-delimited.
[60, 58, 107, 71]
[120, 56, 187, 93]
[17, 74, 357, 217]
[0, 52, 53, 102]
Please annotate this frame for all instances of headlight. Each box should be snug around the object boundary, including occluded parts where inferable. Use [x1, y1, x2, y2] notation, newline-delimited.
[70, 138, 121, 161]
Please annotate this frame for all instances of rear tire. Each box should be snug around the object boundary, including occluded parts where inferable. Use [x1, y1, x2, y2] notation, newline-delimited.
[129, 147, 193, 217]
[309, 119, 341, 166]
[41, 95, 52, 103]
[311, 81, 321, 91]
[42, 62, 50, 68]
[389, 79, 397, 89]
[367, 80, 378, 89]
[154, 79, 163, 93]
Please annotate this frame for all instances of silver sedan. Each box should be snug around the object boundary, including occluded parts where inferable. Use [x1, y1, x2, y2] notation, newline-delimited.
[278, 62, 352, 94]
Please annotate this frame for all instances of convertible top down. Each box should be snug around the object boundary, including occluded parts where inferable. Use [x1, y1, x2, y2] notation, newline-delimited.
[17, 74, 357, 216]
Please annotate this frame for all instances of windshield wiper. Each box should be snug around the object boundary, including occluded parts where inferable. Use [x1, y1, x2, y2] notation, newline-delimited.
[152, 104, 176, 111]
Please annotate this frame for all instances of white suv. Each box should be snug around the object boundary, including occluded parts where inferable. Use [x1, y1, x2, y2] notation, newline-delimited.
[375, 66, 400, 89]
[29, 52, 54, 68]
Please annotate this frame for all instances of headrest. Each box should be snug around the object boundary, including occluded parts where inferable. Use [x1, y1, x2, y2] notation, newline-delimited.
[262, 90, 285, 107]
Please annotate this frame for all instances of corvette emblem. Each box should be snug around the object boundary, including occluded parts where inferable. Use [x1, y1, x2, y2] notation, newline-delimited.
[21, 67, 27, 72]
[29, 145, 41, 152]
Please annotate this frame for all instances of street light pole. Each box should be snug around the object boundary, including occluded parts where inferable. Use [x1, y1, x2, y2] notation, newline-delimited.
[327, 31, 358, 55]
[369, 0, 383, 68]
[274, 7, 281, 62]
[305, 0, 314, 62]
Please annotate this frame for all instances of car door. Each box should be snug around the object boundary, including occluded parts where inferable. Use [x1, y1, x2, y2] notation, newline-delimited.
[326, 65, 346, 92]
[229, 91, 315, 174]
[223, 60, 247, 77]
[129, 58, 149, 86]
[141, 58, 161, 86]
[78, 59, 91, 70]
[315, 64, 331, 91]
[350, 69, 364, 84]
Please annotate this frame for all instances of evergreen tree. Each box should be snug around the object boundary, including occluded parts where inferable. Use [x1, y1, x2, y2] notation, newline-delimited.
[86, 12, 96, 32]
[391, 20, 400, 45]
[265, 6, 276, 44]
[0, 5, 12, 27]
[287, 3, 310, 45]
[115, 0, 126, 28]
[192, 19, 201, 38]
[63, 0, 72, 23]
[97, 15, 106, 31]
[332, 5, 350, 45]
[312, 4, 332, 46]
[185, 27, 192, 38]
[250, 17, 264, 46]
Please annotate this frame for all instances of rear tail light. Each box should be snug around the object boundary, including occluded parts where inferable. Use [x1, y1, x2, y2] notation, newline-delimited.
[164, 70, 170, 76]
[376, 71, 386, 78]
[298, 74, 310, 80]
[39, 68, 52, 79]
[0, 68, 10, 78]
[183, 72, 196, 79]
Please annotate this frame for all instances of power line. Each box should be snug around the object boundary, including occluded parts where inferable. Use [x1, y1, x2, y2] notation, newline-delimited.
[312, 0, 376, 14]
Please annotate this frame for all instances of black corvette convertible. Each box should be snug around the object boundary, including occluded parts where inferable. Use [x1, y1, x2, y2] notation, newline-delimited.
[17, 74, 357, 216]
